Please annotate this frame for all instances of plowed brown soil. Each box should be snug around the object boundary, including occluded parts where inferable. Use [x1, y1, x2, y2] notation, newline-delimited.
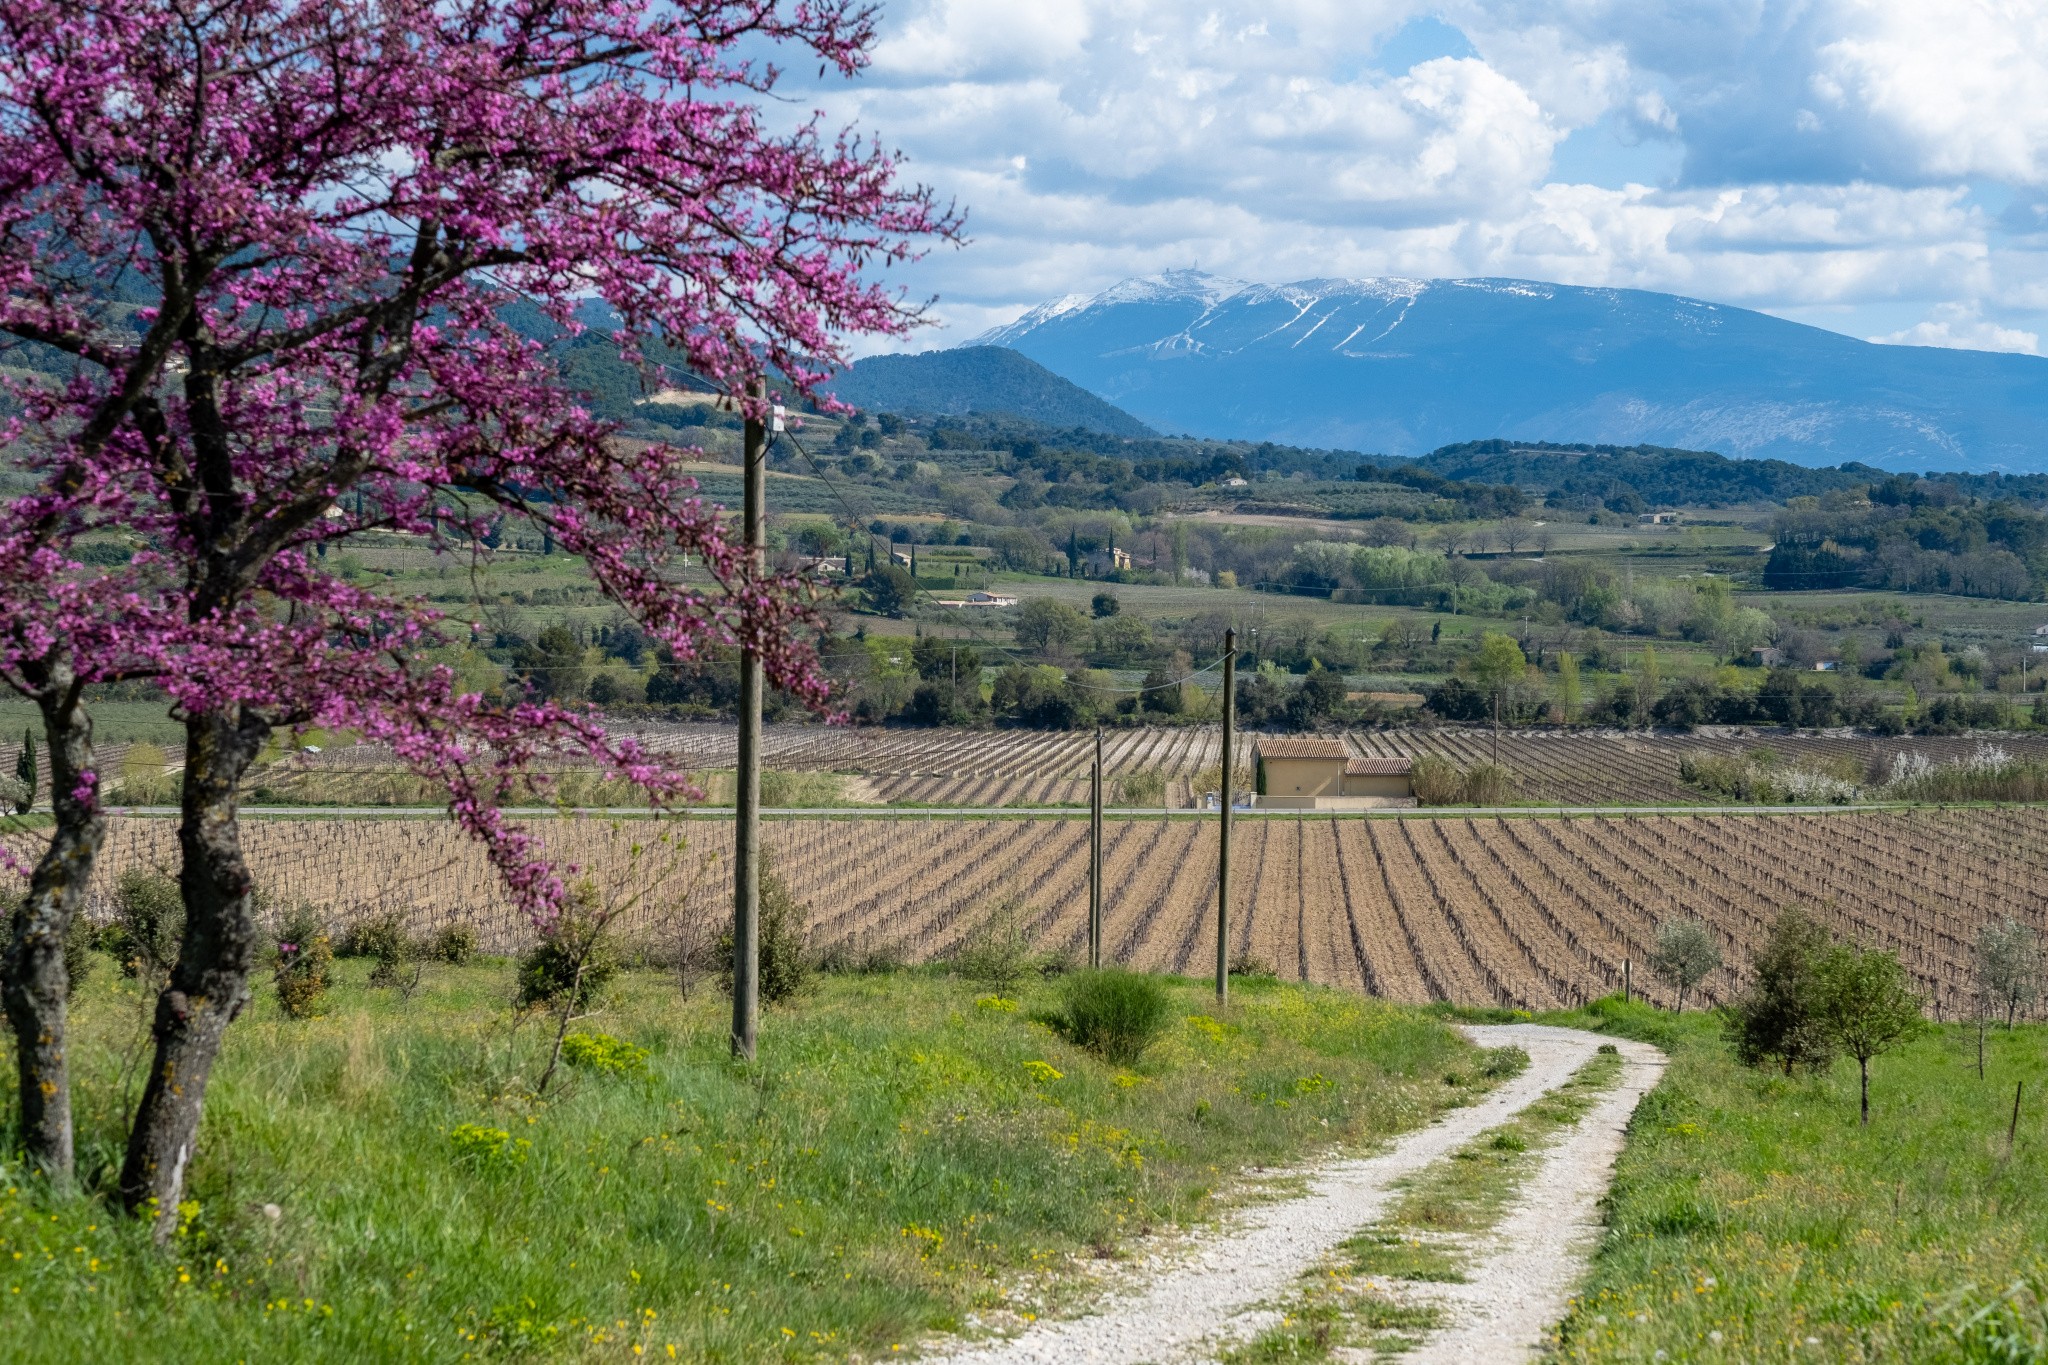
[23, 808, 2048, 1012]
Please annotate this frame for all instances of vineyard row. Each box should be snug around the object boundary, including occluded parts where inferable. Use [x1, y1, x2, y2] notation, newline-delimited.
[16, 807, 2044, 1016]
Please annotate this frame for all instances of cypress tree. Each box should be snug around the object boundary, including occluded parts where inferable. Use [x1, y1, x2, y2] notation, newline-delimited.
[13, 727, 35, 815]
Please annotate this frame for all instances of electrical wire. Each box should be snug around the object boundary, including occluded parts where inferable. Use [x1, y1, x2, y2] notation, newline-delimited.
[777, 423, 1229, 694]
[647, 357, 1230, 697]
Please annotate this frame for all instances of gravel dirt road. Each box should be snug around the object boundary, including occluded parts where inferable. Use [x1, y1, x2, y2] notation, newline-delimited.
[934, 1022, 1665, 1365]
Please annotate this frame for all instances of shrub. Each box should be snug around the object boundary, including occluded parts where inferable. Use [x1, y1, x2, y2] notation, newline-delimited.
[1117, 770, 1166, 806]
[517, 899, 619, 1012]
[953, 900, 1036, 992]
[1461, 762, 1515, 805]
[1680, 752, 1859, 804]
[815, 936, 907, 975]
[1885, 743, 2048, 803]
[716, 863, 812, 1005]
[1722, 906, 1835, 1075]
[339, 911, 411, 986]
[1410, 754, 1466, 805]
[1478, 1045, 1529, 1079]
[62, 913, 96, 990]
[448, 1122, 530, 1174]
[336, 912, 405, 960]
[427, 923, 479, 966]
[1058, 968, 1171, 1065]
[106, 868, 183, 980]
[273, 903, 333, 1019]
[1034, 941, 1080, 978]
[559, 1031, 650, 1079]
[1411, 756, 1515, 806]
[1228, 948, 1277, 979]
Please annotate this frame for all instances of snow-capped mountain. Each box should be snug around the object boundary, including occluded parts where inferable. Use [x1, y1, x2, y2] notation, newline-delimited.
[970, 272, 2048, 471]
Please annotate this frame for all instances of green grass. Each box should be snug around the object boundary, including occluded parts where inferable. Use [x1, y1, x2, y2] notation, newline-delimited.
[1229, 1045, 1625, 1363]
[1543, 997, 2048, 1362]
[1380, 1048, 1621, 1240]
[0, 701, 187, 747]
[0, 959, 1483, 1362]
[1342, 1228, 1468, 1283]
[1222, 1286, 1444, 1362]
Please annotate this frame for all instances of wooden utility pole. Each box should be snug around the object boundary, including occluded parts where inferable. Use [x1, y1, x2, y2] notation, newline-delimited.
[1089, 728, 1103, 968]
[731, 380, 770, 1061]
[1217, 628, 1236, 1004]
[1622, 958, 1632, 1005]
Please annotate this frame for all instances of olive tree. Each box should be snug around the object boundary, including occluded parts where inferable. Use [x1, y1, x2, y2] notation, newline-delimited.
[1815, 944, 1925, 1125]
[1723, 907, 1836, 1076]
[1648, 917, 1722, 1012]
[1975, 918, 2043, 1028]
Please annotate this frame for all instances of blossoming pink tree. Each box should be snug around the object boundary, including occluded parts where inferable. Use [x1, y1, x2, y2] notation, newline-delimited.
[0, 0, 953, 1225]
[0, 490, 176, 1180]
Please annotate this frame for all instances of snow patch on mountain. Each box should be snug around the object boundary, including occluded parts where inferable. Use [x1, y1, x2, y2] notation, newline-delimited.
[963, 269, 2048, 470]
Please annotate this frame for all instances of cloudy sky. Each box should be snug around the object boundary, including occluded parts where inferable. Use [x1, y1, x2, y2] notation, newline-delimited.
[795, 0, 2048, 356]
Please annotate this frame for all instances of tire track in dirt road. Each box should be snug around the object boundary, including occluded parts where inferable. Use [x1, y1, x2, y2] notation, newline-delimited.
[934, 1025, 1664, 1365]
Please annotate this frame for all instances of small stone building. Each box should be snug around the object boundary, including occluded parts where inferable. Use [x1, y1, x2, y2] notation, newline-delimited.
[1253, 738, 1415, 810]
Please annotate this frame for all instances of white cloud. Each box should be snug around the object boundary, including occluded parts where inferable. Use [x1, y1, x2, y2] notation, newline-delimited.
[801, 0, 2048, 354]
[1816, 2, 2048, 186]
[867, 0, 1094, 81]
[1872, 302, 2042, 355]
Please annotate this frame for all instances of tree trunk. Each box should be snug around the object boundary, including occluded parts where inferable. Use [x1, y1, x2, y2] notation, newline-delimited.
[1860, 1056, 1870, 1125]
[0, 684, 103, 1183]
[118, 707, 268, 1236]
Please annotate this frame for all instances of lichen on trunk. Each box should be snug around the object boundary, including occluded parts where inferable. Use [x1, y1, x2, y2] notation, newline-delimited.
[1, 679, 105, 1185]
[118, 706, 269, 1236]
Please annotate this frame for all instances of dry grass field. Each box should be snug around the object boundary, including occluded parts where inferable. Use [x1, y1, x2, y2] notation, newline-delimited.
[21, 806, 2043, 1016]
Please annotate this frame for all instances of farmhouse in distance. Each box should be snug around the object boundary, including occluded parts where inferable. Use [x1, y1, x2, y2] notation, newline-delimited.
[1254, 738, 1415, 809]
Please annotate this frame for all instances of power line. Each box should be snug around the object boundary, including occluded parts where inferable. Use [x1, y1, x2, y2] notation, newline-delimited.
[646, 356, 1226, 698]
[776, 422, 1224, 695]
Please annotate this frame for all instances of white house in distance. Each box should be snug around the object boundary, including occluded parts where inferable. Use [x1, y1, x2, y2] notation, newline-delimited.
[1253, 738, 1415, 810]
[930, 589, 1019, 608]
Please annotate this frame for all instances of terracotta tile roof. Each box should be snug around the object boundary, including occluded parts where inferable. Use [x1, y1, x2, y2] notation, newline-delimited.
[1254, 738, 1349, 760]
[1345, 756, 1413, 776]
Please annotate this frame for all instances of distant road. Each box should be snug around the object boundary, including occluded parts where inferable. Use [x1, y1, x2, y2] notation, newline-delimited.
[106, 801, 1925, 820]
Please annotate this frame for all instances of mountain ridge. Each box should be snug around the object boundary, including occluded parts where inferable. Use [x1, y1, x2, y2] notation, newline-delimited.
[971, 271, 2048, 472]
[824, 346, 1155, 438]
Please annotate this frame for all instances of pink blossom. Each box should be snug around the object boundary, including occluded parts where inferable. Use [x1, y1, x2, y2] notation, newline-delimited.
[0, 0, 958, 915]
